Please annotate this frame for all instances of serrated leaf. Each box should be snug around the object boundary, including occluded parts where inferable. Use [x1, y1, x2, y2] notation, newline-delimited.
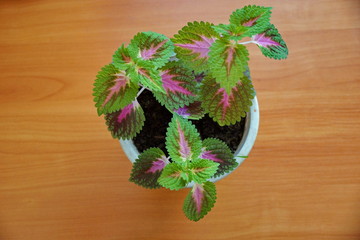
[252, 24, 288, 60]
[129, 148, 169, 189]
[189, 159, 219, 184]
[172, 21, 220, 72]
[212, 24, 247, 39]
[200, 138, 238, 178]
[127, 60, 165, 93]
[183, 181, 216, 221]
[112, 44, 134, 70]
[152, 61, 197, 110]
[158, 162, 188, 190]
[173, 101, 205, 120]
[128, 31, 174, 68]
[208, 38, 249, 94]
[229, 5, 272, 37]
[93, 64, 139, 115]
[104, 100, 145, 139]
[200, 75, 255, 126]
[165, 115, 202, 163]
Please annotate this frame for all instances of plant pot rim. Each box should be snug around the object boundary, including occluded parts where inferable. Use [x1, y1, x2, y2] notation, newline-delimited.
[120, 96, 259, 188]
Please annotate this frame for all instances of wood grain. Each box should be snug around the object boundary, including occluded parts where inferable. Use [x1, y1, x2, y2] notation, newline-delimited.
[0, 0, 359, 239]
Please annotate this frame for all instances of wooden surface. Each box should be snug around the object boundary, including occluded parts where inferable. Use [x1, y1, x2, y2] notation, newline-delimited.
[0, 0, 359, 239]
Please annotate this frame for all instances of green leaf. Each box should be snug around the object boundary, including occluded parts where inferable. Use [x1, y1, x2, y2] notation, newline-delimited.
[189, 159, 219, 184]
[212, 24, 247, 39]
[172, 21, 220, 72]
[128, 31, 174, 68]
[127, 60, 165, 93]
[229, 5, 272, 37]
[208, 38, 249, 94]
[165, 115, 202, 163]
[183, 181, 216, 221]
[173, 101, 205, 120]
[112, 44, 134, 70]
[129, 148, 169, 189]
[201, 138, 238, 178]
[152, 61, 197, 110]
[104, 100, 145, 139]
[93, 64, 139, 116]
[252, 24, 288, 60]
[200, 75, 255, 126]
[158, 162, 188, 190]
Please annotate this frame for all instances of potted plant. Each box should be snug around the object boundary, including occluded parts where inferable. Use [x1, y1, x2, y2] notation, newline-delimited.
[93, 5, 288, 221]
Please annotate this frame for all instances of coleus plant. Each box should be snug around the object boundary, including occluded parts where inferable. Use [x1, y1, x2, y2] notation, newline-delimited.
[93, 5, 287, 221]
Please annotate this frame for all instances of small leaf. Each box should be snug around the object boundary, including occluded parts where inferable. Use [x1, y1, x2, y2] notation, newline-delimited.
[201, 138, 238, 178]
[128, 31, 174, 68]
[229, 5, 272, 37]
[252, 24, 288, 60]
[189, 159, 219, 184]
[183, 181, 216, 221]
[127, 60, 165, 93]
[93, 64, 139, 115]
[173, 101, 205, 120]
[104, 100, 145, 139]
[165, 115, 202, 163]
[212, 24, 247, 39]
[113, 44, 134, 70]
[172, 21, 220, 72]
[153, 61, 197, 110]
[158, 162, 188, 190]
[208, 38, 249, 94]
[200, 75, 255, 126]
[129, 148, 169, 189]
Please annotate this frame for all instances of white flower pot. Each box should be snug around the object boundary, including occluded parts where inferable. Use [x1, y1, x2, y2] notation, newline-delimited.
[120, 97, 259, 187]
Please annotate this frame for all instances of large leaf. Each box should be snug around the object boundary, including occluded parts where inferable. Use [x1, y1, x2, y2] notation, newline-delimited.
[183, 181, 216, 221]
[153, 62, 197, 110]
[252, 24, 288, 60]
[129, 148, 169, 189]
[200, 75, 255, 126]
[112, 44, 134, 70]
[104, 100, 145, 139]
[127, 60, 165, 93]
[158, 162, 188, 190]
[200, 138, 237, 178]
[173, 101, 205, 120]
[172, 21, 220, 72]
[188, 159, 219, 184]
[229, 5, 272, 37]
[127, 31, 174, 68]
[165, 115, 202, 163]
[208, 38, 249, 94]
[93, 64, 139, 116]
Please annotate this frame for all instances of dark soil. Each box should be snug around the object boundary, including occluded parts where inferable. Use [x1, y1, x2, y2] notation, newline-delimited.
[133, 90, 246, 154]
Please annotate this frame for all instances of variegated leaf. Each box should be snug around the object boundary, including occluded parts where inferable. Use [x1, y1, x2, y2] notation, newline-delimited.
[128, 31, 174, 68]
[208, 38, 249, 94]
[129, 148, 169, 189]
[252, 24, 288, 60]
[173, 101, 205, 120]
[229, 5, 272, 37]
[105, 100, 145, 139]
[158, 162, 188, 190]
[153, 62, 197, 110]
[172, 21, 220, 72]
[200, 138, 237, 178]
[183, 181, 216, 221]
[112, 44, 134, 70]
[200, 75, 255, 126]
[93, 64, 138, 116]
[165, 115, 202, 163]
[188, 159, 219, 184]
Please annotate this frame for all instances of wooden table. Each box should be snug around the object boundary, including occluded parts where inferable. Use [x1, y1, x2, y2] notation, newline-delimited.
[1, 0, 359, 239]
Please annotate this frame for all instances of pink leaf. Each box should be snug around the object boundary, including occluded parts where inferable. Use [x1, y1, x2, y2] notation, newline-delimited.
[146, 156, 169, 173]
[141, 40, 167, 60]
[102, 72, 128, 107]
[192, 184, 204, 213]
[174, 101, 204, 120]
[175, 36, 216, 60]
[200, 150, 224, 163]
[177, 121, 191, 160]
[252, 33, 281, 48]
[161, 70, 195, 96]
[243, 17, 260, 27]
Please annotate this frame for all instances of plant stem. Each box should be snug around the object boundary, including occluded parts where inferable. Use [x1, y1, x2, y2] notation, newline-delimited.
[237, 40, 256, 45]
[136, 86, 147, 98]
